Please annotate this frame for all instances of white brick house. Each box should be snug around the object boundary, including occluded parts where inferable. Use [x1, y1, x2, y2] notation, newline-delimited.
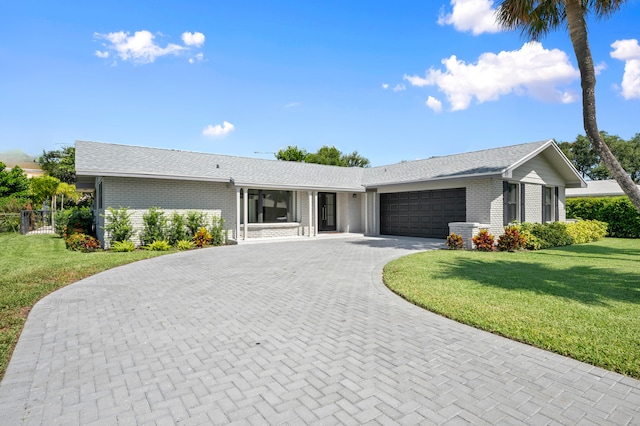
[75, 139, 586, 247]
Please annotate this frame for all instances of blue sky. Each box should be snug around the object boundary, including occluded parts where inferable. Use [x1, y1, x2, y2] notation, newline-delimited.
[1, 0, 639, 166]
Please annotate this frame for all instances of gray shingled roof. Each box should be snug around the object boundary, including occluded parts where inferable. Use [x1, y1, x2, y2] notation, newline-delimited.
[362, 140, 551, 186]
[75, 141, 366, 191]
[76, 139, 582, 190]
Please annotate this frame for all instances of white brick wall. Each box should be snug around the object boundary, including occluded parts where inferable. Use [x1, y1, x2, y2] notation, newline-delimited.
[465, 178, 504, 236]
[96, 177, 236, 246]
[525, 183, 542, 223]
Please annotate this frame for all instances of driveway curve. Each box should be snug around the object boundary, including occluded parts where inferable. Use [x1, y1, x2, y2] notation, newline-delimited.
[1, 235, 639, 425]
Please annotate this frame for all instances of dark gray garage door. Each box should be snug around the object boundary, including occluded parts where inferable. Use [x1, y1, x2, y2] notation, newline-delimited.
[380, 188, 466, 238]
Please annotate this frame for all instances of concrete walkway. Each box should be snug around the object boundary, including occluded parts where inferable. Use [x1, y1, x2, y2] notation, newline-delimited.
[1, 235, 638, 425]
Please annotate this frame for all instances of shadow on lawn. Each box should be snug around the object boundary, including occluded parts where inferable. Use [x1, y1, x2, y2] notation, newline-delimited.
[536, 241, 640, 262]
[437, 257, 640, 306]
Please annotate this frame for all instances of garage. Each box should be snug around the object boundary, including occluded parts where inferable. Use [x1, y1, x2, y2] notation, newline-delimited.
[380, 188, 466, 238]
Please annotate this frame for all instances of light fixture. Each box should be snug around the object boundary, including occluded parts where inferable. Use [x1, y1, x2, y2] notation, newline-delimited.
[352, 193, 357, 198]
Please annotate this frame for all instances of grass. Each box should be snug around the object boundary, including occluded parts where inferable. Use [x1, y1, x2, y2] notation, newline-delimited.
[0, 233, 173, 380]
[383, 238, 640, 378]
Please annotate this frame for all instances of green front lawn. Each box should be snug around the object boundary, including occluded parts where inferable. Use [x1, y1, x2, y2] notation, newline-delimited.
[0, 233, 173, 380]
[384, 238, 640, 378]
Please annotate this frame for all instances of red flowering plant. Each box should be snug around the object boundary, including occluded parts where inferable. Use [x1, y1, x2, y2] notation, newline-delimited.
[472, 229, 495, 252]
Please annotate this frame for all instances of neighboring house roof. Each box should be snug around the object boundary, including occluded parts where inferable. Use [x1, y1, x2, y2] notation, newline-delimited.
[566, 179, 640, 197]
[0, 151, 44, 178]
[76, 139, 586, 191]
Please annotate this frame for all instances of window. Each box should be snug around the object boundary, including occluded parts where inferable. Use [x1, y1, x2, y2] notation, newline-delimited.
[241, 189, 296, 223]
[544, 186, 554, 222]
[504, 182, 518, 225]
[98, 181, 103, 210]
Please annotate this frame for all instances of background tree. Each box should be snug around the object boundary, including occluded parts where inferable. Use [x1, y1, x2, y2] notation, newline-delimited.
[276, 145, 371, 167]
[0, 162, 31, 199]
[342, 151, 371, 168]
[559, 131, 640, 182]
[497, 0, 640, 211]
[37, 146, 75, 184]
[305, 146, 345, 166]
[275, 145, 308, 162]
[55, 182, 81, 210]
[30, 176, 60, 210]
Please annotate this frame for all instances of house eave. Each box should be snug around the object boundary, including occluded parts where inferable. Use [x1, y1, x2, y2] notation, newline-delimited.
[232, 181, 366, 192]
[365, 171, 503, 189]
[76, 170, 232, 184]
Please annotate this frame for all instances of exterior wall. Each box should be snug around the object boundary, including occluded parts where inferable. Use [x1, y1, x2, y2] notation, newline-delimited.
[449, 222, 491, 249]
[298, 191, 315, 236]
[512, 155, 565, 186]
[465, 178, 504, 236]
[336, 192, 363, 233]
[558, 187, 566, 221]
[524, 183, 543, 223]
[96, 176, 236, 246]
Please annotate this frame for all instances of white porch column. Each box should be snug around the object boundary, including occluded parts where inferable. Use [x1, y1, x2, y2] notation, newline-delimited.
[307, 191, 313, 237]
[235, 187, 241, 241]
[243, 187, 249, 240]
[364, 192, 369, 234]
[372, 192, 377, 235]
[313, 191, 319, 236]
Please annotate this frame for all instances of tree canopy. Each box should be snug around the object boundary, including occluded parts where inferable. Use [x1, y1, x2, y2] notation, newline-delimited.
[497, 0, 640, 211]
[275, 145, 370, 167]
[30, 176, 60, 209]
[558, 132, 640, 183]
[37, 146, 75, 184]
[0, 162, 31, 199]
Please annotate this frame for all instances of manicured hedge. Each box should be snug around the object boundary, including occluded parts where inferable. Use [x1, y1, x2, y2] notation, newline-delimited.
[567, 197, 640, 238]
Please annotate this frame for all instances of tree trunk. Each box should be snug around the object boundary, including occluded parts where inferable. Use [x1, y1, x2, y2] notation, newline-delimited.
[564, 0, 640, 211]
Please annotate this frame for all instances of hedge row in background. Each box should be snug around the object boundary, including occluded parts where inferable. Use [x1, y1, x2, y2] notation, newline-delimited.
[567, 197, 640, 238]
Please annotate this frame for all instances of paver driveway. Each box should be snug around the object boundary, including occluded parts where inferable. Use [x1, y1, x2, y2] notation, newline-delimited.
[1, 235, 639, 425]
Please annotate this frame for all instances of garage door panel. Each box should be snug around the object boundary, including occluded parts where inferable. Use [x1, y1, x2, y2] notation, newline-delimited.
[380, 188, 466, 239]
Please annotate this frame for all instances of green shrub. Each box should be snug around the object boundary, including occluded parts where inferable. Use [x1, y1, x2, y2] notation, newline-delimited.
[530, 222, 573, 249]
[145, 240, 172, 251]
[497, 225, 527, 252]
[193, 227, 212, 248]
[104, 207, 134, 244]
[186, 211, 207, 237]
[176, 239, 196, 250]
[472, 229, 494, 251]
[566, 219, 608, 244]
[57, 207, 93, 238]
[209, 215, 226, 246]
[567, 196, 640, 238]
[110, 240, 136, 252]
[512, 222, 542, 250]
[65, 233, 101, 252]
[446, 233, 464, 250]
[167, 212, 188, 245]
[140, 207, 168, 246]
[0, 197, 28, 233]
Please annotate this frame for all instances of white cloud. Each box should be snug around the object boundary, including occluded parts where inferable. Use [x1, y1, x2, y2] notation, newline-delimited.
[426, 96, 443, 112]
[382, 83, 389, 89]
[594, 62, 607, 75]
[438, 0, 502, 35]
[404, 42, 579, 111]
[182, 31, 205, 47]
[203, 121, 235, 137]
[611, 39, 640, 99]
[94, 30, 205, 64]
[285, 102, 301, 108]
[393, 84, 406, 92]
[189, 52, 204, 64]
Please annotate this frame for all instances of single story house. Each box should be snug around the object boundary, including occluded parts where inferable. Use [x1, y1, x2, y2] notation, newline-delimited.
[75, 139, 586, 247]
[566, 179, 640, 198]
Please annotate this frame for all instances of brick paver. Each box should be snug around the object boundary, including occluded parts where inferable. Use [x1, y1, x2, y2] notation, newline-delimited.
[1, 235, 638, 425]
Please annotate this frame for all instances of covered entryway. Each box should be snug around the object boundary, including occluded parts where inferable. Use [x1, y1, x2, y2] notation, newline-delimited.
[380, 188, 466, 238]
[318, 192, 336, 232]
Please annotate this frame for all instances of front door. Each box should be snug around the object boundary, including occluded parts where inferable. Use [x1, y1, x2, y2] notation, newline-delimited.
[318, 192, 336, 232]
